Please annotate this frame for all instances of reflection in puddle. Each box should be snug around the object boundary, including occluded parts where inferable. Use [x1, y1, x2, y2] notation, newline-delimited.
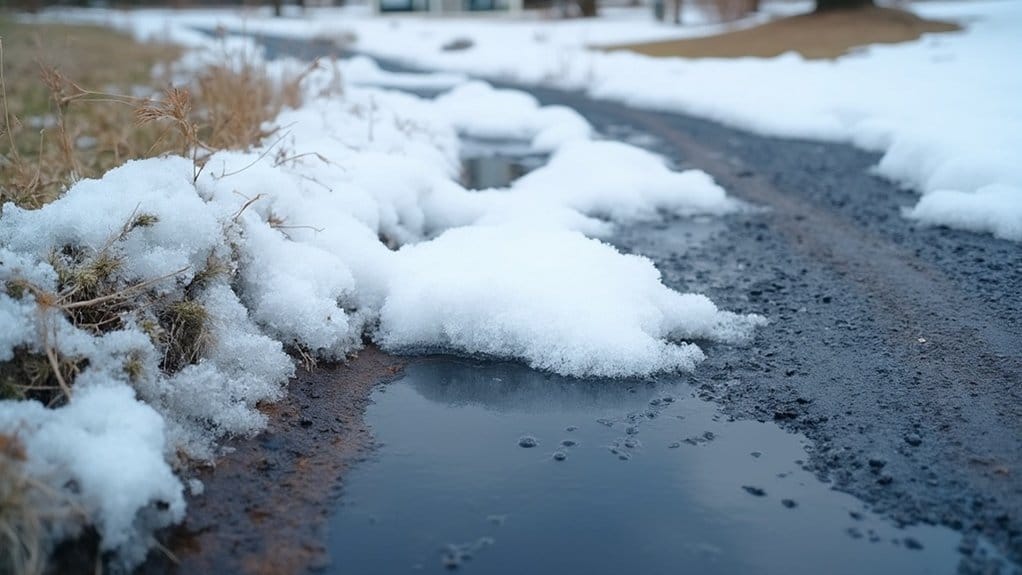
[325, 358, 989, 574]
[460, 138, 547, 190]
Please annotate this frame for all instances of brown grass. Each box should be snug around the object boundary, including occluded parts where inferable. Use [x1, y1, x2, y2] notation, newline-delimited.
[1, 18, 317, 209]
[0, 18, 181, 208]
[605, 6, 960, 60]
[0, 435, 45, 575]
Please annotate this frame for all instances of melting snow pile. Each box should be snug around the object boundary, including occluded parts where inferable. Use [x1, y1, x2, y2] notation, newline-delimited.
[0, 31, 759, 569]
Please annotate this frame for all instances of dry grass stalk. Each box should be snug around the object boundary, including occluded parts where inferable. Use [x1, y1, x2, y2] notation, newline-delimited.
[0, 435, 45, 575]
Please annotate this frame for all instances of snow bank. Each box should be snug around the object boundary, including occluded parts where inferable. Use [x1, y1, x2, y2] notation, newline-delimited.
[1, 23, 760, 568]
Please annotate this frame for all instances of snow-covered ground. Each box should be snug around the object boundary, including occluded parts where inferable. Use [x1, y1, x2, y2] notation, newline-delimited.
[0, 23, 761, 567]
[44, 0, 1021, 240]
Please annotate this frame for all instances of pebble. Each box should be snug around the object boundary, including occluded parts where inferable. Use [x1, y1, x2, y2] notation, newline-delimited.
[742, 486, 767, 497]
[561, 439, 577, 447]
[781, 499, 798, 509]
[904, 433, 922, 447]
[553, 451, 567, 461]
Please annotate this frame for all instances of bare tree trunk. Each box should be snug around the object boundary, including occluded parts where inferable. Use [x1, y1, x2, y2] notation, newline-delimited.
[272, 0, 283, 16]
[672, 0, 682, 24]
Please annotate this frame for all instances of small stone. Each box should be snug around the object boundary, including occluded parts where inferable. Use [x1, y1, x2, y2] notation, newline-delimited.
[868, 457, 887, 469]
[565, 426, 578, 432]
[877, 474, 894, 485]
[781, 499, 798, 509]
[903, 537, 923, 550]
[626, 426, 639, 436]
[668, 442, 681, 449]
[553, 451, 567, 461]
[561, 439, 577, 447]
[750, 451, 762, 458]
[742, 486, 766, 497]
[904, 434, 922, 447]
[518, 436, 538, 448]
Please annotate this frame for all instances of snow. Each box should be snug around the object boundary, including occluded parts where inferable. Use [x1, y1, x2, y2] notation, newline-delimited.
[512, 139, 735, 221]
[432, 80, 592, 151]
[0, 384, 184, 568]
[64, 0, 1021, 240]
[380, 225, 763, 378]
[0, 20, 757, 566]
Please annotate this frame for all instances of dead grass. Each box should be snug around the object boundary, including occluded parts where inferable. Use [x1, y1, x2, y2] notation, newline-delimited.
[1, 18, 317, 209]
[0, 18, 181, 208]
[0, 23, 317, 406]
[0, 435, 45, 575]
[0, 17, 334, 572]
[605, 6, 960, 59]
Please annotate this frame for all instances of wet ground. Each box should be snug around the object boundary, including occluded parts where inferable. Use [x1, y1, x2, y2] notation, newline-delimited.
[162, 32, 1022, 574]
[324, 357, 1000, 574]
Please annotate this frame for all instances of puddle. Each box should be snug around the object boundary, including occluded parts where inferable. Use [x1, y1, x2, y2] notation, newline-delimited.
[324, 358, 986, 574]
[459, 138, 547, 190]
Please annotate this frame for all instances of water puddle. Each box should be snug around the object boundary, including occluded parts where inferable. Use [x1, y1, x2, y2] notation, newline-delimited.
[460, 138, 547, 190]
[324, 358, 982, 574]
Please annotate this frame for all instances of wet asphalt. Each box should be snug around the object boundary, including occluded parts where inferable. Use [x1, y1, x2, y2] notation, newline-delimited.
[253, 33, 1022, 570]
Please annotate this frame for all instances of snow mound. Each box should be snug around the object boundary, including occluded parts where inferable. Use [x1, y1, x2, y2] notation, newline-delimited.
[378, 226, 765, 378]
[513, 139, 736, 221]
[0, 384, 184, 569]
[905, 184, 1022, 241]
[433, 80, 592, 152]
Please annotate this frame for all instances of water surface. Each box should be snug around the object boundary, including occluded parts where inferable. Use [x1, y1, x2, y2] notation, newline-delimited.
[324, 358, 975, 574]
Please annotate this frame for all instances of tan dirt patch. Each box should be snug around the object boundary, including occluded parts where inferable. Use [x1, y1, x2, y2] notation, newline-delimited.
[604, 6, 960, 60]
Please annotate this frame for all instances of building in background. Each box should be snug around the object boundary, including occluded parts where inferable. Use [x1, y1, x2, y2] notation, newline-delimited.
[373, 0, 524, 15]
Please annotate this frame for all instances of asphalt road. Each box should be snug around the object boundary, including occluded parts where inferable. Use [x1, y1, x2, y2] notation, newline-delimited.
[256, 33, 1022, 569]
[523, 87, 1022, 568]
